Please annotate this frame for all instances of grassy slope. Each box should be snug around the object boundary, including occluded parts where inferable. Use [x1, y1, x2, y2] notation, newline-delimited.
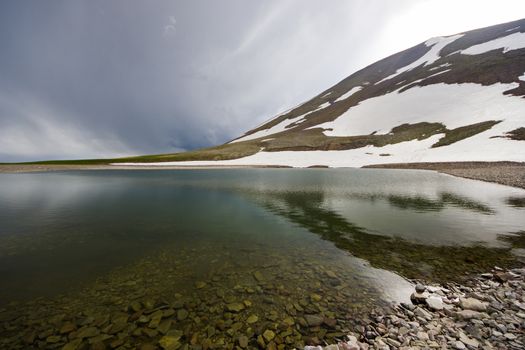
[0, 143, 262, 165]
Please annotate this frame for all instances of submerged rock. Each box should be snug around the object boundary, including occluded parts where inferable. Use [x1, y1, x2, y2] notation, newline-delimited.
[253, 271, 264, 283]
[238, 335, 249, 348]
[246, 314, 258, 324]
[305, 314, 323, 327]
[59, 322, 76, 334]
[263, 329, 275, 342]
[176, 309, 188, 321]
[75, 326, 99, 339]
[226, 302, 245, 312]
[159, 335, 181, 350]
[195, 281, 206, 289]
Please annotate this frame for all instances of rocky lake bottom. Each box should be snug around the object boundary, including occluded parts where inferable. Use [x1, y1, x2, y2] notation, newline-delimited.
[0, 243, 404, 349]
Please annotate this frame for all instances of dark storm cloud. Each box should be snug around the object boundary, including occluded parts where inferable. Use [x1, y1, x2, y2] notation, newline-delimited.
[0, 0, 523, 161]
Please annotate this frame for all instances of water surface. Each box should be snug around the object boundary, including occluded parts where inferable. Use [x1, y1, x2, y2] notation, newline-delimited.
[0, 169, 524, 348]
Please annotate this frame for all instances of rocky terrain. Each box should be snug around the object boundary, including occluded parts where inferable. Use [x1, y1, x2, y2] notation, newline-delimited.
[317, 267, 525, 350]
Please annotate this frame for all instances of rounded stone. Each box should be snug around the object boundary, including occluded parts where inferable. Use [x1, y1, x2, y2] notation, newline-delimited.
[263, 329, 275, 342]
[246, 315, 258, 324]
[177, 309, 188, 321]
[238, 335, 249, 348]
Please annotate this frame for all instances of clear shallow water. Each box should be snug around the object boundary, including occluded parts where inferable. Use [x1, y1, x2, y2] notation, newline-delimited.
[0, 169, 524, 348]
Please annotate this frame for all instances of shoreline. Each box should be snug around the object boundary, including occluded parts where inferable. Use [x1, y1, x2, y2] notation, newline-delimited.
[363, 162, 525, 190]
[1, 161, 524, 190]
[325, 266, 525, 350]
[0, 164, 293, 173]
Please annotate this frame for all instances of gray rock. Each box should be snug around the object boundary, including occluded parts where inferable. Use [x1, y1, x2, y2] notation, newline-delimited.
[504, 333, 517, 340]
[324, 345, 339, 350]
[455, 310, 486, 320]
[385, 338, 401, 347]
[344, 336, 360, 350]
[426, 295, 444, 310]
[417, 331, 429, 340]
[415, 284, 426, 293]
[400, 302, 416, 311]
[414, 307, 433, 320]
[459, 331, 479, 348]
[455, 341, 466, 349]
[460, 297, 488, 312]
[411, 291, 429, 305]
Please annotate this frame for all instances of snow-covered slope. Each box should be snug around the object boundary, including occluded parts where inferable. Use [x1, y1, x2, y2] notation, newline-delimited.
[121, 19, 525, 168]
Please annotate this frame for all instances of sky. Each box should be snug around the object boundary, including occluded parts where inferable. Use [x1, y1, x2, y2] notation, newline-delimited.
[1, 1, 524, 162]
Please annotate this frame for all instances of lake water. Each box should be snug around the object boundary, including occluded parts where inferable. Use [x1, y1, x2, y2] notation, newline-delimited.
[0, 169, 524, 348]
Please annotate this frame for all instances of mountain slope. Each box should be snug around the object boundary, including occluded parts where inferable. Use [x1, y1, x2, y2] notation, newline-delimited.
[125, 18, 525, 167]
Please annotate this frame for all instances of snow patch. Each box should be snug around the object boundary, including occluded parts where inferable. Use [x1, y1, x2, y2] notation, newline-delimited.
[519, 73, 525, 82]
[375, 34, 463, 84]
[317, 101, 331, 109]
[335, 86, 363, 102]
[392, 70, 450, 92]
[321, 91, 332, 98]
[394, 79, 424, 91]
[424, 69, 451, 79]
[429, 63, 451, 71]
[315, 82, 521, 137]
[506, 26, 521, 32]
[460, 32, 525, 55]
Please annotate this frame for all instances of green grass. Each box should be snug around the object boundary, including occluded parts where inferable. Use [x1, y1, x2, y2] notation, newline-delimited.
[260, 122, 447, 152]
[432, 120, 501, 148]
[1, 142, 261, 165]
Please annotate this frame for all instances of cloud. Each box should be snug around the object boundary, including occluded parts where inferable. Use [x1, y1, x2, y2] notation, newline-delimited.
[0, 93, 134, 161]
[163, 15, 176, 37]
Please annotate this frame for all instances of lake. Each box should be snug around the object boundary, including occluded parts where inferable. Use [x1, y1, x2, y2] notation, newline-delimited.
[0, 169, 524, 348]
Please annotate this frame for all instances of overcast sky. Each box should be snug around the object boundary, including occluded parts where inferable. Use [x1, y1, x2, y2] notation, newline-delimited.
[1, 0, 524, 161]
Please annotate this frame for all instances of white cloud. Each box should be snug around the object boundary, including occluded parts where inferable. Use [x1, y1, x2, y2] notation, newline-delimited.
[163, 15, 176, 37]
